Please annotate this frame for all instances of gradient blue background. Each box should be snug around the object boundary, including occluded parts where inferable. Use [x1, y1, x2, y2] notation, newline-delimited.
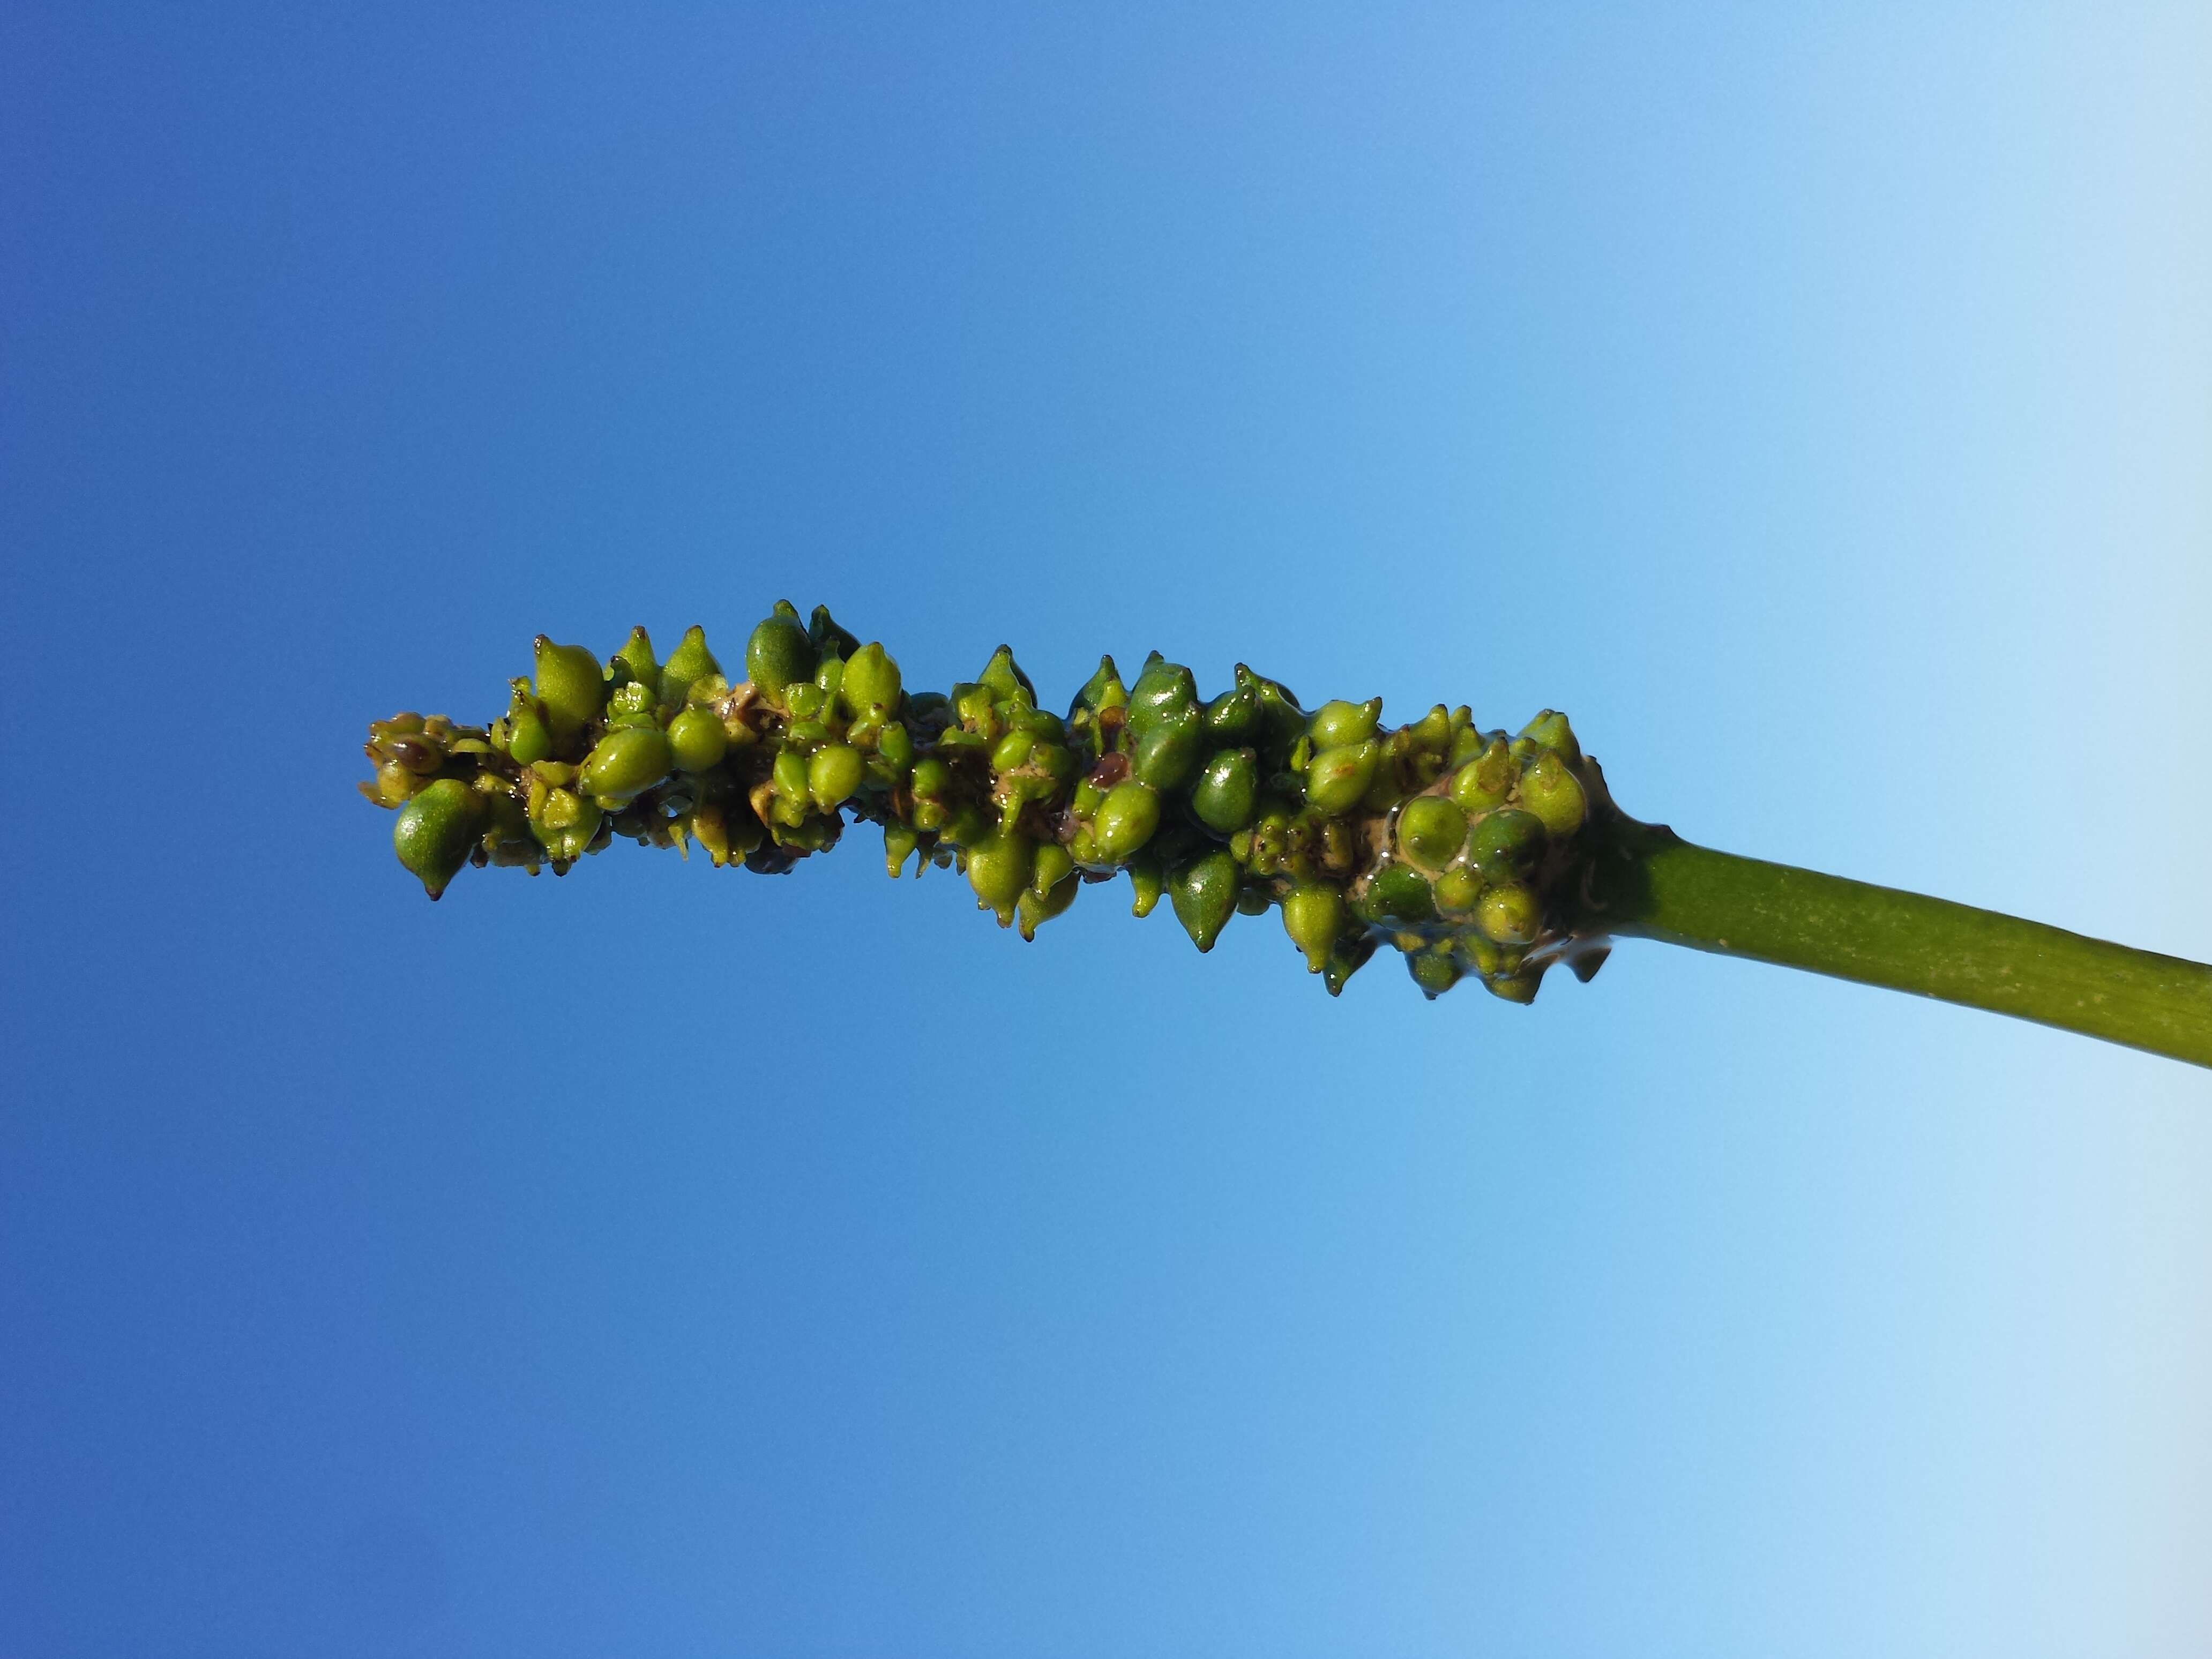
[4, 4, 2208, 1654]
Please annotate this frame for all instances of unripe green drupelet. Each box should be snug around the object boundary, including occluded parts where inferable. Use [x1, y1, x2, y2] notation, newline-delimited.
[667, 706, 728, 772]
[1395, 795, 1468, 872]
[1306, 742, 1379, 814]
[1518, 750, 1589, 838]
[533, 637, 606, 740]
[1191, 746, 1259, 835]
[579, 726, 671, 804]
[746, 604, 816, 692]
[1170, 850, 1239, 952]
[1093, 781, 1162, 864]
[1282, 881, 1346, 972]
[393, 778, 481, 899]
[809, 743, 865, 809]
[965, 829, 1034, 925]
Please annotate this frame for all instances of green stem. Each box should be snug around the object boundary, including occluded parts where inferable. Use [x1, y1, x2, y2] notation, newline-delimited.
[1573, 823, 2212, 1068]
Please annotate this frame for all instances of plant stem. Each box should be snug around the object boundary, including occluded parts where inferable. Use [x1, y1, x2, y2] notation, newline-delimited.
[1573, 822, 2212, 1068]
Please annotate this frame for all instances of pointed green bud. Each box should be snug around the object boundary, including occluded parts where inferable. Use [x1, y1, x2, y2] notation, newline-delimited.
[1404, 705, 1453, 755]
[533, 637, 606, 739]
[1432, 865, 1482, 917]
[1321, 935, 1377, 997]
[505, 701, 553, 767]
[840, 641, 902, 717]
[910, 757, 952, 801]
[1032, 841, 1074, 898]
[1358, 864, 1436, 925]
[1130, 704, 1205, 791]
[1518, 750, 1589, 838]
[1395, 795, 1468, 872]
[1128, 654, 1198, 724]
[1309, 697, 1381, 748]
[1519, 709, 1582, 765]
[1017, 871, 1080, 940]
[977, 645, 1036, 707]
[990, 730, 1035, 773]
[1305, 741, 1379, 814]
[1204, 684, 1259, 742]
[1169, 850, 1239, 952]
[1407, 947, 1461, 999]
[1190, 746, 1259, 835]
[883, 821, 920, 877]
[660, 625, 720, 702]
[1476, 882, 1543, 946]
[876, 719, 914, 771]
[965, 829, 1034, 925]
[393, 778, 481, 899]
[1449, 736, 1513, 813]
[1468, 808, 1545, 882]
[579, 726, 671, 804]
[746, 605, 816, 692]
[615, 626, 659, 688]
[1092, 780, 1162, 864]
[666, 706, 728, 772]
[1281, 880, 1344, 972]
[1124, 852, 1164, 917]
[1071, 654, 1127, 716]
[808, 743, 865, 809]
[1482, 969, 1542, 1004]
[807, 604, 862, 660]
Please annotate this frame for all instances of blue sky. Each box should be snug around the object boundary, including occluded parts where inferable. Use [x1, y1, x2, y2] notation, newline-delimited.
[4, 4, 2208, 1654]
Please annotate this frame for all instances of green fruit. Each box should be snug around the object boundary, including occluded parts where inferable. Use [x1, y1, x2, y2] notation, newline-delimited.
[884, 821, 920, 878]
[965, 829, 1034, 924]
[745, 605, 815, 691]
[1017, 872, 1080, 940]
[1092, 781, 1162, 864]
[1071, 655, 1126, 715]
[1449, 736, 1513, 813]
[1131, 705, 1204, 791]
[533, 637, 606, 738]
[392, 778, 480, 899]
[615, 625, 659, 688]
[876, 720, 914, 771]
[1432, 865, 1482, 916]
[1309, 697, 1381, 748]
[1476, 882, 1543, 946]
[977, 644, 1035, 706]
[1204, 685, 1258, 742]
[1032, 841, 1074, 897]
[666, 706, 729, 772]
[809, 743, 865, 809]
[991, 730, 1036, 773]
[1235, 884, 1274, 916]
[1518, 750, 1589, 837]
[505, 703, 552, 766]
[1407, 948, 1461, 999]
[840, 641, 903, 716]
[1519, 709, 1582, 764]
[1360, 863, 1435, 924]
[1125, 852, 1164, 917]
[1281, 881, 1345, 972]
[1468, 808, 1545, 882]
[910, 757, 952, 800]
[1190, 747, 1258, 834]
[579, 726, 671, 803]
[1128, 654, 1197, 723]
[1395, 795, 1468, 872]
[1305, 741, 1379, 813]
[1169, 850, 1239, 952]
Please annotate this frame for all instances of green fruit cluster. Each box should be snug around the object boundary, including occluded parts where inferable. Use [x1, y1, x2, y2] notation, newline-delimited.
[360, 603, 1618, 1003]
